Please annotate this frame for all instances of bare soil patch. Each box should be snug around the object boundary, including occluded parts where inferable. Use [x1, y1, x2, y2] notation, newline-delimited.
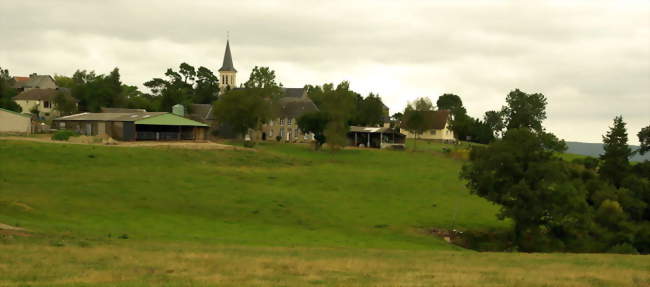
[0, 136, 251, 151]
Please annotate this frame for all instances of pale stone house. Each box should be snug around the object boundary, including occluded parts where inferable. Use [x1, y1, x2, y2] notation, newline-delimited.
[253, 88, 319, 142]
[12, 88, 77, 120]
[401, 109, 456, 143]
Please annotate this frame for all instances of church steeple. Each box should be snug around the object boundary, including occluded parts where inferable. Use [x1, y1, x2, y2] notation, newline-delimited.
[219, 40, 237, 73]
[219, 37, 237, 91]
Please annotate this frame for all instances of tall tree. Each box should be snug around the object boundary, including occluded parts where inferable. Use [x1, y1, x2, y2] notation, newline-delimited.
[354, 93, 385, 126]
[0, 67, 20, 112]
[213, 89, 272, 140]
[68, 68, 125, 112]
[600, 116, 632, 188]
[436, 93, 466, 116]
[321, 82, 356, 150]
[484, 110, 505, 138]
[461, 128, 583, 250]
[638, 125, 650, 156]
[297, 111, 329, 150]
[501, 89, 548, 133]
[145, 63, 220, 111]
[194, 66, 219, 104]
[402, 97, 435, 150]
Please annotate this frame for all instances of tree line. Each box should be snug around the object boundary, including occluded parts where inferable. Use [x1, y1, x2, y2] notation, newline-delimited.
[461, 90, 650, 254]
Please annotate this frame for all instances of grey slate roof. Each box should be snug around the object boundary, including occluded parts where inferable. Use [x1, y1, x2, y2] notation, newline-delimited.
[278, 97, 319, 119]
[188, 104, 215, 121]
[282, 88, 306, 98]
[13, 88, 75, 102]
[219, 40, 237, 72]
[55, 112, 166, 122]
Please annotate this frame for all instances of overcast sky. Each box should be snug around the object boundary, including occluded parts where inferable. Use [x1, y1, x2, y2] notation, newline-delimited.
[1, 0, 648, 144]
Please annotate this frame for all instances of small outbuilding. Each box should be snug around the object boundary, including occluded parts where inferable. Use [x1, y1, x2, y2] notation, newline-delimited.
[348, 125, 406, 149]
[0, 107, 31, 134]
[53, 112, 208, 141]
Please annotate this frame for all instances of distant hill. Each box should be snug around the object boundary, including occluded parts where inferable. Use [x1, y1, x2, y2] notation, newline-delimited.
[565, 141, 649, 162]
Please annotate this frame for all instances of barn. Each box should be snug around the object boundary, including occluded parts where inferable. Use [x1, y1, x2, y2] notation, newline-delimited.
[53, 112, 208, 141]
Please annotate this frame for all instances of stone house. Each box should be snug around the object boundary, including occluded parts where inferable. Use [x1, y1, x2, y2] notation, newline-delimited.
[12, 88, 77, 120]
[253, 88, 319, 142]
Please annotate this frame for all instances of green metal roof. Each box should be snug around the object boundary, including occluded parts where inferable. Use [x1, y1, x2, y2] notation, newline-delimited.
[0, 107, 31, 118]
[134, 113, 208, 127]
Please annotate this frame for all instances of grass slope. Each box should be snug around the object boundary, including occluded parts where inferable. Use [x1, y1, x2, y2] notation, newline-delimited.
[0, 140, 503, 250]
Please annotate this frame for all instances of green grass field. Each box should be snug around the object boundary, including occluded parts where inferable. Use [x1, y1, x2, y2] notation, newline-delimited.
[1, 139, 647, 286]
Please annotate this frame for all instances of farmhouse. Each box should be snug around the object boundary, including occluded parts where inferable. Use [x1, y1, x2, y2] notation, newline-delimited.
[53, 112, 208, 141]
[254, 88, 319, 142]
[348, 125, 406, 149]
[12, 88, 77, 120]
[0, 107, 31, 134]
[401, 109, 456, 143]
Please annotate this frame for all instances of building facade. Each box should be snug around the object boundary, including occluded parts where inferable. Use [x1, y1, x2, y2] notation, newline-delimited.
[400, 109, 457, 143]
[12, 88, 77, 120]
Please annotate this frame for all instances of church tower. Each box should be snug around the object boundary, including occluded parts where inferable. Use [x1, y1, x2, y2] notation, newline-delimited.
[219, 39, 237, 92]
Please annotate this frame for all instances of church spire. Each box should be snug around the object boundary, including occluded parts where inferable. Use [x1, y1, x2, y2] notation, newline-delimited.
[219, 39, 237, 72]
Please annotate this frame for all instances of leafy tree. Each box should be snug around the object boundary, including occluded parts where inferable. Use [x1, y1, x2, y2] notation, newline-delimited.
[53, 92, 77, 116]
[354, 93, 385, 126]
[320, 82, 356, 150]
[0, 67, 20, 112]
[484, 110, 505, 138]
[501, 89, 548, 133]
[461, 128, 586, 250]
[600, 116, 632, 188]
[402, 97, 435, 150]
[53, 74, 74, 88]
[305, 83, 334, 109]
[297, 111, 328, 150]
[213, 89, 272, 140]
[69, 68, 126, 112]
[145, 63, 220, 111]
[638, 125, 650, 155]
[436, 93, 466, 117]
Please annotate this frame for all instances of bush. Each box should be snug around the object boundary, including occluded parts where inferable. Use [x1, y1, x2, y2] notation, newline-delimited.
[275, 136, 281, 142]
[607, 243, 639, 254]
[243, 141, 256, 148]
[51, 130, 78, 141]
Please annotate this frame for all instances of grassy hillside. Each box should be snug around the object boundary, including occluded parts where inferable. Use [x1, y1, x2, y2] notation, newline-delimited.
[2, 139, 648, 286]
[0, 140, 504, 250]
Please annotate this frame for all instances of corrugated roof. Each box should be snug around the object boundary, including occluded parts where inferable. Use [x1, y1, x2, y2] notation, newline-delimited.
[55, 112, 166, 122]
[135, 113, 208, 127]
[100, 107, 147, 113]
[349, 126, 400, 134]
[0, 107, 31, 118]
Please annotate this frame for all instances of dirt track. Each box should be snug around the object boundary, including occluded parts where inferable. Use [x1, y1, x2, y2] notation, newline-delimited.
[0, 136, 252, 151]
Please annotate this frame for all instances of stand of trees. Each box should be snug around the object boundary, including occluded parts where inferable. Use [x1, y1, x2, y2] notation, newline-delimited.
[461, 90, 650, 253]
[0, 67, 21, 112]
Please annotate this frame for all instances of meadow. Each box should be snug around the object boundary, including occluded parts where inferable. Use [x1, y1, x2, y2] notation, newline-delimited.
[0, 139, 647, 286]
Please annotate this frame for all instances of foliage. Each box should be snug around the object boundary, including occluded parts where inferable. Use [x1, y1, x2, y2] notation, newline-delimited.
[297, 111, 328, 150]
[483, 110, 505, 138]
[307, 83, 386, 128]
[213, 88, 272, 139]
[638, 125, 650, 155]
[599, 116, 632, 188]
[51, 130, 78, 141]
[145, 63, 219, 112]
[461, 128, 584, 251]
[0, 67, 21, 112]
[436, 93, 466, 118]
[53, 92, 77, 116]
[501, 89, 548, 133]
[66, 68, 126, 112]
[402, 97, 435, 150]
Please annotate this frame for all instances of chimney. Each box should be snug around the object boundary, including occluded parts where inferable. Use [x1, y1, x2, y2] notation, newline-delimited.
[29, 73, 37, 78]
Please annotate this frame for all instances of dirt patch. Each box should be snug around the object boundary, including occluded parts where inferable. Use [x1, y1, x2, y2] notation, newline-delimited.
[0, 136, 252, 151]
[0, 223, 31, 237]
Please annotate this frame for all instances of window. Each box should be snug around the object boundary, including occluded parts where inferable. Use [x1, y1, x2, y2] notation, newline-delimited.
[280, 118, 285, 125]
[304, 133, 308, 140]
[269, 130, 273, 137]
[44, 101, 50, 108]
[288, 118, 292, 126]
[280, 128, 284, 138]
